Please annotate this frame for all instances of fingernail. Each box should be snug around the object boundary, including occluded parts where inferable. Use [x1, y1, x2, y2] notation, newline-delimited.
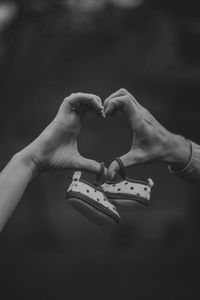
[110, 171, 115, 180]
[104, 108, 109, 116]
[102, 112, 106, 118]
[101, 109, 106, 118]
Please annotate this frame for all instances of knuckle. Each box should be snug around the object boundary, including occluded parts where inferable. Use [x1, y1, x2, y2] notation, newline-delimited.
[110, 100, 117, 109]
[90, 97, 95, 104]
[95, 95, 100, 100]
[64, 96, 70, 103]
[124, 95, 130, 103]
[142, 107, 149, 114]
[119, 88, 127, 94]
[103, 100, 108, 107]
[67, 93, 76, 100]
[110, 99, 116, 105]
[97, 96, 102, 103]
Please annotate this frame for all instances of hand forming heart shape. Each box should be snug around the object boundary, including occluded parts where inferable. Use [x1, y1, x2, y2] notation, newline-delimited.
[0, 88, 190, 233]
[25, 88, 185, 180]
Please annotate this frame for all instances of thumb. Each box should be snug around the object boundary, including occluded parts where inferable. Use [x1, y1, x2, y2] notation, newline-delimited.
[108, 151, 135, 180]
[76, 156, 108, 178]
[107, 160, 120, 180]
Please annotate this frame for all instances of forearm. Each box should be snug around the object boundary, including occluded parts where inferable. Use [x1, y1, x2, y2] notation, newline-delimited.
[0, 150, 37, 232]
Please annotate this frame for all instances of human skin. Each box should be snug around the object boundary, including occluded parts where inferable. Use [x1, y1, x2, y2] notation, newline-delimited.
[0, 89, 192, 232]
[0, 92, 106, 232]
[104, 88, 191, 179]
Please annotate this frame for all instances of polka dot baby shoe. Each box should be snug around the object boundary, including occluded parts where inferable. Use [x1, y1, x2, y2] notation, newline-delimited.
[101, 158, 154, 208]
[66, 164, 120, 226]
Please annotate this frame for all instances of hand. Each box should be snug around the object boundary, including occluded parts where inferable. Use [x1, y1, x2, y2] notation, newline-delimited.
[20, 92, 106, 176]
[104, 88, 191, 179]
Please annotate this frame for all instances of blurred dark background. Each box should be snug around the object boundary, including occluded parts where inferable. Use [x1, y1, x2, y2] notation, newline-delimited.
[0, 0, 200, 299]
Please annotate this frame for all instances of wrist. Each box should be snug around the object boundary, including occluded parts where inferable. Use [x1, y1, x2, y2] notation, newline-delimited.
[14, 147, 41, 180]
[162, 134, 191, 170]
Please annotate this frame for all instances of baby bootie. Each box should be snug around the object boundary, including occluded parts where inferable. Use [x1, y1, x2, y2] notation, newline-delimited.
[101, 158, 154, 208]
[66, 163, 120, 225]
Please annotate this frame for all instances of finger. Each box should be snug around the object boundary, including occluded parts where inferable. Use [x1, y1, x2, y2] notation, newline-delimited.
[93, 95, 102, 104]
[104, 88, 141, 110]
[63, 93, 104, 115]
[76, 156, 108, 178]
[85, 94, 105, 117]
[104, 95, 135, 117]
[69, 93, 103, 112]
[71, 93, 105, 118]
[70, 93, 103, 105]
[104, 96, 125, 115]
[107, 151, 136, 180]
[107, 160, 120, 180]
[103, 88, 128, 108]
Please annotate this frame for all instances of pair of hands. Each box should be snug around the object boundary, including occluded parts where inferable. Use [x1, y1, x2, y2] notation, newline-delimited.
[22, 89, 190, 180]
